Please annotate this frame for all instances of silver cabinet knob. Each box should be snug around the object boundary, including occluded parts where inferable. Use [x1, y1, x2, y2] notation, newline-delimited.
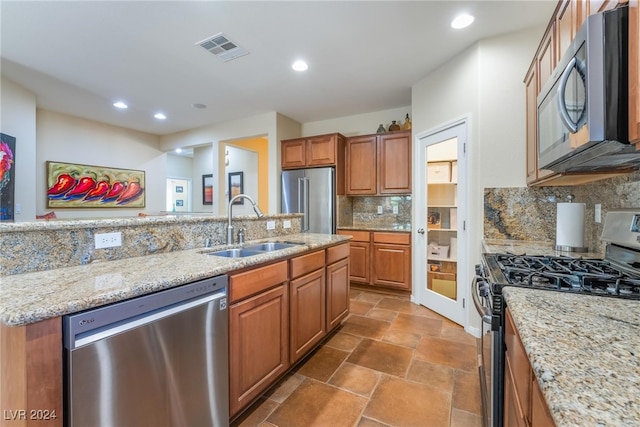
[417, 228, 425, 234]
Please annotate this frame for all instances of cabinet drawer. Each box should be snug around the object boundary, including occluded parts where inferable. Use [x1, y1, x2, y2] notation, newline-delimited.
[337, 230, 370, 242]
[373, 232, 410, 245]
[229, 261, 288, 303]
[326, 243, 350, 264]
[427, 162, 451, 183]
[290, 250, 325, 279]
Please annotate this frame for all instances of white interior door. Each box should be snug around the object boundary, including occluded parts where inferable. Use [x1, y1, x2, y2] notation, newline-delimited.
[412, 119, 468, 326]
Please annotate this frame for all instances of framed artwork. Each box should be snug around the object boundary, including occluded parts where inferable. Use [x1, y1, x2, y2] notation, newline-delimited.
[0, 133, 16, 222]
[46, 161, 145, 208]
[175, 199, 184, 207]
[175, 185, 183, 193]
[228, 172, 244, 204]
[202, 174, 213, 205]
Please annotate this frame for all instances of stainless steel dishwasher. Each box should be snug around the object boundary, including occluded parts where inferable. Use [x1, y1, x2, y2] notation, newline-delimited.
[63, 275, 229, 427]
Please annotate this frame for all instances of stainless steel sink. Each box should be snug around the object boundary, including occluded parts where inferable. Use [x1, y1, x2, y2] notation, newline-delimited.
[207, 248, 264, 258]
[244, 242, 301, 252]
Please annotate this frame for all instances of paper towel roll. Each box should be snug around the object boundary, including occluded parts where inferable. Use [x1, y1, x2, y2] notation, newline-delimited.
[556, 202, 587, 251]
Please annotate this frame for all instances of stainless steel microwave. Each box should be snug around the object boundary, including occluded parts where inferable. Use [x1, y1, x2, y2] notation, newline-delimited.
[537, 6, 639, 173]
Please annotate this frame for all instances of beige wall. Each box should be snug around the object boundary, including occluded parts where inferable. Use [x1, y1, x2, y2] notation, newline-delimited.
[302, 106, 411, 137]
[35, 110, 167, 218]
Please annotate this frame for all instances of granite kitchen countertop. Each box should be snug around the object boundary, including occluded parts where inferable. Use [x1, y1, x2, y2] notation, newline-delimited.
[0, 233, 349, 327]
[503, 287, 640, 426]
[483, 238, 604, 259]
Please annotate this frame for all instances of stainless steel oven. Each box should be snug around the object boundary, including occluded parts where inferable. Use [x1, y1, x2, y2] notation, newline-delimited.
[476, 209, 640, 427]
[473, 270, 503, 427]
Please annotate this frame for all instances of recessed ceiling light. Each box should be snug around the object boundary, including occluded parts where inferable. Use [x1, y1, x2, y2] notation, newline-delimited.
[113, 101, 128, 109]
[192, 103, 207, 109]
[451, 14, 474, 29]
[175, 148, 183, 154]
[154, 113, 167, 120]
[292, 60, 308, 72]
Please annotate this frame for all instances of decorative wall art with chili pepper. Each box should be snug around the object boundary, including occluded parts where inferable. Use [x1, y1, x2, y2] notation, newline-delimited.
[46, 161, 145, 209]
[0, 133, 16, 222]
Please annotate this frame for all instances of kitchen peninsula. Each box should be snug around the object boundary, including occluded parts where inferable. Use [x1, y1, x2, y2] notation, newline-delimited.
[0, 214, 350, 425]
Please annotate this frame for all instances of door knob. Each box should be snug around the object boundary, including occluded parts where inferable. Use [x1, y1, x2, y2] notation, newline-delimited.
[417, 228, 425, 234]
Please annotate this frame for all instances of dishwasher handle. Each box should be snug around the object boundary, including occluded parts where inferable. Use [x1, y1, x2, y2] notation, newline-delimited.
[71, 290, 225, 349]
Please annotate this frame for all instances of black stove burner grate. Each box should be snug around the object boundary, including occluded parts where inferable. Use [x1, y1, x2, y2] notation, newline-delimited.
[491, 253, 640, 300]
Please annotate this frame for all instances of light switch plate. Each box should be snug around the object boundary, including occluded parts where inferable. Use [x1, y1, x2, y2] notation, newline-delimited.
[377, 205, 383, 214]
[393, 205, 398, 214]
[266, 220, 276, 230]
[283, 220, 291, 229]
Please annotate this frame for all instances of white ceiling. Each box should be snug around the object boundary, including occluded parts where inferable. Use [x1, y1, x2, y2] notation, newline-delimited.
[0, 1, 555, 136]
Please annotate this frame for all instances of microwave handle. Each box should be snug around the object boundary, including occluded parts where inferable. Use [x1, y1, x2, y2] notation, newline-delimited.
[557, 56, 579, 133]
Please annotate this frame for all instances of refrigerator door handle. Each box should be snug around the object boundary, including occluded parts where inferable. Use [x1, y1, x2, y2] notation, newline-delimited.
[304, 177, 310, 232]
[298, 177, 308, 231]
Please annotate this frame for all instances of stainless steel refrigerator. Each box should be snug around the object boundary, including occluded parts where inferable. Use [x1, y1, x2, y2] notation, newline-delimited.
[282, 167, 335, 234]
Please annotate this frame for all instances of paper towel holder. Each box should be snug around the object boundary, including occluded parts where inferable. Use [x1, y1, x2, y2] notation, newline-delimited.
[555, 194, 588, 252]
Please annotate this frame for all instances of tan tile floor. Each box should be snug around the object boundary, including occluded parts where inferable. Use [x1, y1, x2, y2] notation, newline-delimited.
[232, 288, 482, 427]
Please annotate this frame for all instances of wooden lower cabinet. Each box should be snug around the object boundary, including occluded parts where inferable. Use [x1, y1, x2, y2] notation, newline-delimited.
[0, 318, 63, 427]
[337, 230, 411, 291]
[326, 243, 350, 332]
[505, 308, 555, 427]
[229, 283, 289, 417]
[371, 242, 411, 290]
[290, 268, 326, 363]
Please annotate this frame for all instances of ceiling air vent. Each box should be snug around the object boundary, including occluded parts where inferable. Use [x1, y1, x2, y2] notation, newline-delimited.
[196, 33, 249, 62]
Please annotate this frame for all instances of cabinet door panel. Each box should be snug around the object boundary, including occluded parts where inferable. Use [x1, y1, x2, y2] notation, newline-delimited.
[229, 284, 289, 417]
[348, 242, 370, 284]
[506, 310, 532, 423]
[630, 0, 640, 145]
[326, 258, 350, 332]
[346, 136, 377, 195]
[525, 65, 539, 184]
[556, 0, 576, 63]
[531, 377, 555, 427]
[538, 26, 555, 88]
[307, 135, 336, 166]
[281, 139, 306, 169]
[372, 243, 411, 290]
[504, 357, 529, 427]
[378, 131, 411, 193]
[290, 269, 326, 363]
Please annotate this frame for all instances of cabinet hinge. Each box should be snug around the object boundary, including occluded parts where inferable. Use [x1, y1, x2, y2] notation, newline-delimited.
[463, 298, 465, 308]
[463, 143, 466, 154]
[463, 220, 466, 231]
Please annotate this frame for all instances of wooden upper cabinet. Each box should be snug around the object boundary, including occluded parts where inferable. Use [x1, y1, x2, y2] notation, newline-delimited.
[556, 0, 578, 63]
[281, 133, 345, 170]
[538, 24, 555, 89]
[281, 139, 306, 169]
[525, 64, 539, 184]
[346, 135, 378, 195]
[378, 131, 412, 194]
[346, 130, 411, 195]
[631, 0, 640, 146]
[307, 134, 336, 166]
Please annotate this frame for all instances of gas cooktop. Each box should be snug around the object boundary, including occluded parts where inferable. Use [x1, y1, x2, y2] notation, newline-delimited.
[483, 253, 640, 299]
[482, 210, 640, 300]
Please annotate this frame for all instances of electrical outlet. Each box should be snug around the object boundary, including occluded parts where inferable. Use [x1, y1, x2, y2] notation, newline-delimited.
[392, 205, 398, 214]
[595, 204, 602, 223]
[283, 220, 291, 229]
[377, 205, 383, 214]
[15, 203, 21, 214]
[266, 220, 276, 230]
[95, 232, 122, 249]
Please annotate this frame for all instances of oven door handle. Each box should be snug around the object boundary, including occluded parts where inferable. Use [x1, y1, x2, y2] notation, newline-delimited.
[471, 276, 493, 324]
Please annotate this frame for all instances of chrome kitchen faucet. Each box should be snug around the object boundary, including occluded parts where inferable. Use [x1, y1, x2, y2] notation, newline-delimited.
[227, 194, 264, 244]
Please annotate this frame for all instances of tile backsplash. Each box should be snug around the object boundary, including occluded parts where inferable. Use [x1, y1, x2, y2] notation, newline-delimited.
[484, 171, 640, 253]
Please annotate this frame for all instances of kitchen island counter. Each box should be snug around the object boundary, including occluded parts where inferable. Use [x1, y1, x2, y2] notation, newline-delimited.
[0, 233, 348, 326]
[503, 286, 640, 426]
